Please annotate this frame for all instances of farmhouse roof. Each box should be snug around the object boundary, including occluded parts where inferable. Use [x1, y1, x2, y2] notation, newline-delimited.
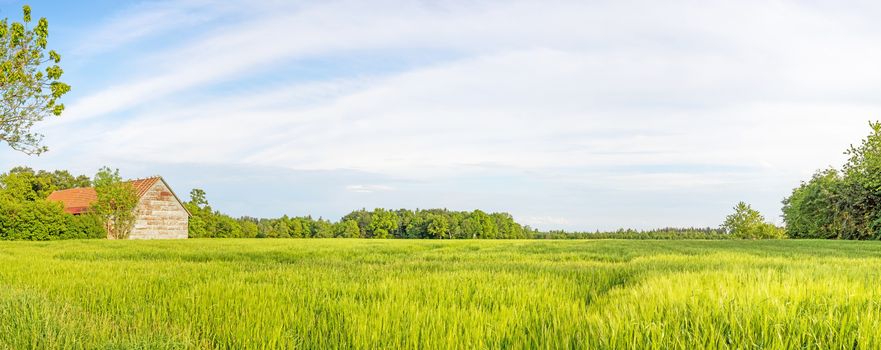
[46, 187, 96, 214]
[46, 176, 188, 215]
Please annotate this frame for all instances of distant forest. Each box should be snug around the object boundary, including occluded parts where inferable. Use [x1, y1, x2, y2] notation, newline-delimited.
[0, 166, 725, 240]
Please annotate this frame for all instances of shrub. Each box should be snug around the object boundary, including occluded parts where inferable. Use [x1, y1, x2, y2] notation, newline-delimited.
[0, 198, 67, 240]
[63, 213, 106, 239]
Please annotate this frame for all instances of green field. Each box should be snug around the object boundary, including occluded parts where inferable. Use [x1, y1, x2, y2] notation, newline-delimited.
[2, 239, 881, 349]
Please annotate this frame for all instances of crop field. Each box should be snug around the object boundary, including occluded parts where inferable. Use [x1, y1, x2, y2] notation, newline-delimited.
[2, 239, 881, 349]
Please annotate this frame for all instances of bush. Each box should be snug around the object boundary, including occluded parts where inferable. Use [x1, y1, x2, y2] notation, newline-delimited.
[782, 169, 842, 238]
[0, 198, 106, 241]
[63, 213, 106, 239]
[0, 198, 67, 240]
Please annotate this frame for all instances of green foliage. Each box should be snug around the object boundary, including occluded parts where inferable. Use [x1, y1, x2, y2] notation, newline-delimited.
[179, 188, 538, 240]
[185, 189, 255, 238]
[461, 210, 496, 238]
[62, 213, 106, 239]
[783, 122, 881, 239]
[0, 167, 99, 240]
[722, 202, 785, 239]
[0, 196, 65, 240]
[424, 213, 449, 239]
[367, 208, 399, 238]
[91, 167, 138, 239]
[240, 220, 258, 238]
[0, 166, 89, 201]
[312, 219, 334, 238]
[0, 6, 71, 155]
[0, 196, 102, 240]
[188, 188, 207, 207]
[0, 167, 50, 201]
[336, 219, 360, 238]
[336, 208, 531, 239]
[782, 169, 842, 238]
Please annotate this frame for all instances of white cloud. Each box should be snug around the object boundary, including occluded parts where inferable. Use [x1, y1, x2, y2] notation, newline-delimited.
[346, 185, 394, 193]
[522, 216, 572, 227]
[10, 0, 881, 229]
[71, 0, 235, 56]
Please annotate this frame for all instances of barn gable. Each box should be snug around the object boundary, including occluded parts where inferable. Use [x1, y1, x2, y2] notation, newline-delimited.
[129, 178, 189, 239]
[46, 176, 190, 239]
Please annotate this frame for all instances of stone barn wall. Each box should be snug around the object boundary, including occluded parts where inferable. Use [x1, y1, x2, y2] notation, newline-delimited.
[129, 180, 189, 239]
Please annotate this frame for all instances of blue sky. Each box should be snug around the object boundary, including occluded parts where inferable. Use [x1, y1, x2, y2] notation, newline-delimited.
[2, 0, 881, 230]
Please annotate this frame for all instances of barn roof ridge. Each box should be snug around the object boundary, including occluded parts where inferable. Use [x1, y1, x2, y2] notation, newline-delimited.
[129, 175, 161, 181]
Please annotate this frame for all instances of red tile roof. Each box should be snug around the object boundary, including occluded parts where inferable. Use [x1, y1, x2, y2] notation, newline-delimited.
[130, 177, 160, 199]
[46, 176, 163, 215]
[46, 187, 97, 214]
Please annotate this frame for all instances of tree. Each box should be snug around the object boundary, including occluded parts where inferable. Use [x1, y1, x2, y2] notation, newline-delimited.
[0, 6, 71, 155]
[462, 210, 497, 238]
[0, 167, 91, 201]
[783, 122, 881, 239]
[491, 212, 525, 239]
[838, 121, 881, 239]
[722, 202, 784, 239]
[782, 169, 842, 238]
[289, 217, 307, 238]
[405, 213, 425, 238]
[337, 219, 360, 238]
[185, 189, 212, 238]
[42, 169, 90, 189]
[367, 208, 399, 238]
[425, 213, 449, 239]
[0, 167, 52, 200]
[91, 167, 138, 239]
[312, 218, 334, 238]
[396, 209, 415, 238]
[189, 188, 208, 207]
[240, 220, 258, 238]
[214, 214, 243, 238]
[341, 209, 372, 237]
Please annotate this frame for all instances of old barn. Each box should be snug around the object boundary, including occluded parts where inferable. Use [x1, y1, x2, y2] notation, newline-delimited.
[47, 176, 190, 239]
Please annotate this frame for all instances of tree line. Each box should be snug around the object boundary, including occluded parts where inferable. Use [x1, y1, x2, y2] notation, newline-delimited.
[1, 166, 772, 241]
[535, 227, 729, 240]
[184, 189, 538, 239]
[534, 203, 785, 240]
[0, 167, 540, 240]
[0, 164, 807, 241]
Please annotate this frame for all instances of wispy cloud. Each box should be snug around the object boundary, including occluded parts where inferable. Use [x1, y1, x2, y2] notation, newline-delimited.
[71, 0, 235, 56]
[7, 0, 881, 229]
[522, 216, 572, 227]
[346, 185, 394, 193]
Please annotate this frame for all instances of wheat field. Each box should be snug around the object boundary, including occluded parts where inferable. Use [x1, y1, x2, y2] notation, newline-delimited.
[2, 239, 880, 349]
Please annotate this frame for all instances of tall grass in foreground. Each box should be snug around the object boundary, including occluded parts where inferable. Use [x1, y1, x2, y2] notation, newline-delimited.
[2, 239, 881, 349]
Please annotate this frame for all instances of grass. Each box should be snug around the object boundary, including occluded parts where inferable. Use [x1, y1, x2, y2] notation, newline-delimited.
[2, 239, 881, 349]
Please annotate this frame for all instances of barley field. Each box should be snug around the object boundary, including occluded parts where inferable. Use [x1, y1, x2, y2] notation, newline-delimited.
[2, 239, 881, 349]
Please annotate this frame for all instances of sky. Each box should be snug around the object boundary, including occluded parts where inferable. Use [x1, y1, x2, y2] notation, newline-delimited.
[1, 0, 880, 231]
